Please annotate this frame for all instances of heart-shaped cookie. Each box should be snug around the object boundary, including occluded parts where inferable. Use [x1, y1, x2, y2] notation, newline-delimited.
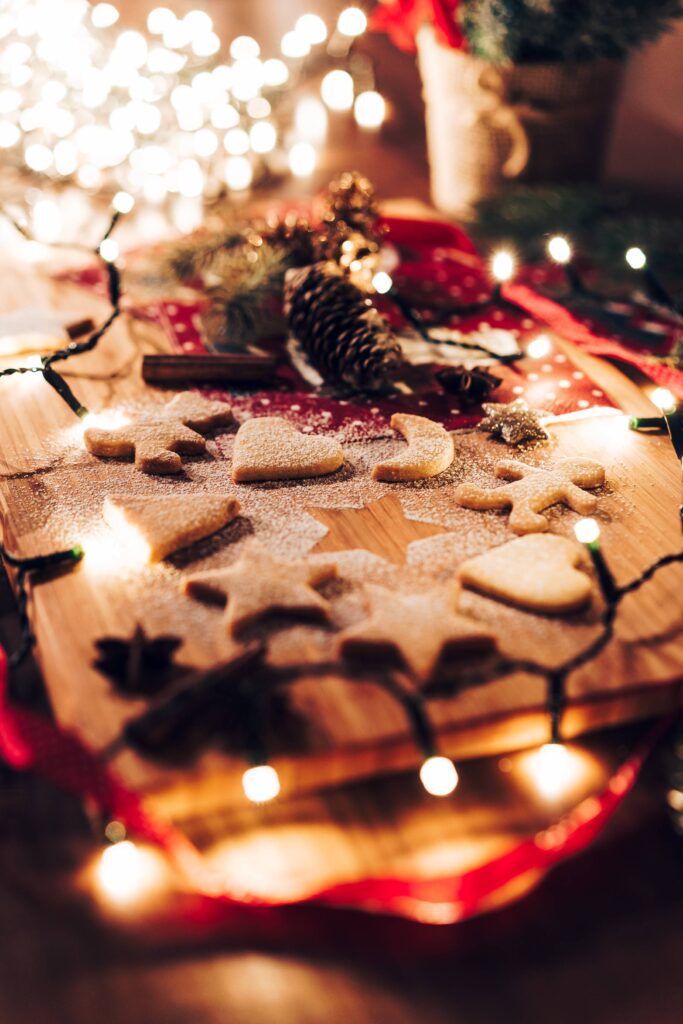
[232, 416, 344, 482]
[458, 534, 593, 613]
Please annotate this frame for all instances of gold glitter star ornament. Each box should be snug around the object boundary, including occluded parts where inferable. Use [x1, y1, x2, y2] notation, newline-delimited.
[477, 400, 548, 446]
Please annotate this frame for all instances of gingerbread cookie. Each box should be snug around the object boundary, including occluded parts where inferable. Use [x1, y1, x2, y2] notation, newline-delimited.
[183, 541, 338, 635]
[372, 413, 454, 481]
[84, 392, 233, 475]
[339, 582, 497, 683]
[231, 416, 344, 482]
[458, 534, 593, 613]
[455, 457, 605, 533]
[103, 494, 240, 563]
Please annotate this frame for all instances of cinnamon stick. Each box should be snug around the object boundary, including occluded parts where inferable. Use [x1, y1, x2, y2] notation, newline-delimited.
[142, 352, 278, 384]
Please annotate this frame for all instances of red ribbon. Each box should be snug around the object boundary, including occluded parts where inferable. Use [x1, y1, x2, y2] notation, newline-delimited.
[0, 643, 672, 927]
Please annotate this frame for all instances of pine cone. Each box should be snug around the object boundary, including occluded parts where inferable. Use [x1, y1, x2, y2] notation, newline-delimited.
[284, 262, 402, 391]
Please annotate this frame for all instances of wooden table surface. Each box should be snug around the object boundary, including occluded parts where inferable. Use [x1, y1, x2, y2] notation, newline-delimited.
[2, 1, 683, 1014]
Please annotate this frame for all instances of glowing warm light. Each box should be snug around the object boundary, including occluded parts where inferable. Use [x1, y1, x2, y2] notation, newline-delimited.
[651, 387, 676, 413]
[321, 69, 354, 111]
[193, 127, 218, 156]
[231, 57, 264, 102]
[98, 238, 119, 263]
[249, 120, 276, 154]
[547, 235, 572, 264]
[625, 246, 647, 270]
[262, 58, 288, 86]
[192, 31, 220, 58]
[102, 501, 153, 565]
[230, 35, 260, 60]
[295, 14, 327, 45]
[294, 95, 328, 143]
[574, 517, 601, 545]
[372, 271, 393, 294]
[223, 127, 249, 155]
[183, 11, 214, 38]
[0, 121, 20, 147]
[491, 250, 516, 283]
[419, 755, 459, 797]
[94, 841, 162, 906]
[354, 90, 385, 129]
[242, 764, 280, 803]
[281, 30, 310, 59]
[147, 7, 175, 35]
[31, 199, 62, 244]
[521, 743, 589, 802]
[112, 190, 134, 214]
[25, 143, 52, 172]
[91, 3, 120, 29]
[338, 6, 368, 37]
[288, 141, 316, 177]
[526, 334, 552, 359]
[224, 155, 253, 190]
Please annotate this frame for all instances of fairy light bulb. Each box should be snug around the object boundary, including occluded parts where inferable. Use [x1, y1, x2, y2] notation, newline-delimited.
[223, 127, 249, 156]
[295, 14, 327, 45]
[224, 155, 253, 191]
[112, 191, 134, 214]
[91, 3, 120, 29]
[94, 840, 162, 906]
[281, 30, 310, 59]
[31, 199, 62, 244]
[242, 764, 280, 803]
[547, 235, 572, 264]
[574, 517, 600, 545]
[262, 58, 288, 86]
[321, 69, 354, 111]
[147, 7, 175, 35]
[420, 756, 459, 797]
[525, 743, 576, 801]
[98, 238, 119, 263]
[230, 35, 260, 60]
[25, 143, 52, 172]
[651, 387, 676, 412]
[372, 271, 393, 294]
[354, 90, 386, 129]
[625, 246, 647, 270]
[338, 6, 368, 37]
[0, 122, 20, 148]
[249, 121, 276, 154]
[294, 96, 328, 143]
[526, 334, 552, 359]
[288, 141, 316, 177]
[491, 249, 515, 283]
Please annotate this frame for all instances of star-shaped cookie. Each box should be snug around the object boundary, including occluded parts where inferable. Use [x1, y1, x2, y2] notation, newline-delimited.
[339, 582, 497, 683]
[84, 392, 233, 475]
[182, 542, 338, 636]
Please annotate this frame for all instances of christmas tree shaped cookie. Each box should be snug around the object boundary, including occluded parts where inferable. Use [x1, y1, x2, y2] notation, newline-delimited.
[232, 416, 344, 482]
[455, 457, 605, 533]
[372, 413, 454, 481]
[84, 392, 233, 475]
[103, 494, 241, 563]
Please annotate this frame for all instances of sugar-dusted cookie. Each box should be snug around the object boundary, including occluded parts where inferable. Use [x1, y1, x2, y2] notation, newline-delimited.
[458, 534, 593, 613]
[455, 457, 605, 534]
[372, 413, 454, 481]
[339, 582, 497, 683]
[183, 541, 338, 635]
[84, 392, 233, 475]
[103, 494, 240, 563]
[231, 416, 344, 482]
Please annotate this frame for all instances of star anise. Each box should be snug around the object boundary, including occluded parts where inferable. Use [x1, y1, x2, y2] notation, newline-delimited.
[436, 365, 502, 404]
[477, 400, 549, 445]
[94, 625, 184, 696]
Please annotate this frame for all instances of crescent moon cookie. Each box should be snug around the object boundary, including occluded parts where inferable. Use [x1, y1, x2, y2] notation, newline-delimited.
[458, 534, 593, 613]
[372, 413, 454, 481]
[231, 416, 344, 482]
[454, 457, 605, 534]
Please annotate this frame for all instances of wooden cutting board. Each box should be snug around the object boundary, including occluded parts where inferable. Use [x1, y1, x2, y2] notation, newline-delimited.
[1, 263, 681, 822]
